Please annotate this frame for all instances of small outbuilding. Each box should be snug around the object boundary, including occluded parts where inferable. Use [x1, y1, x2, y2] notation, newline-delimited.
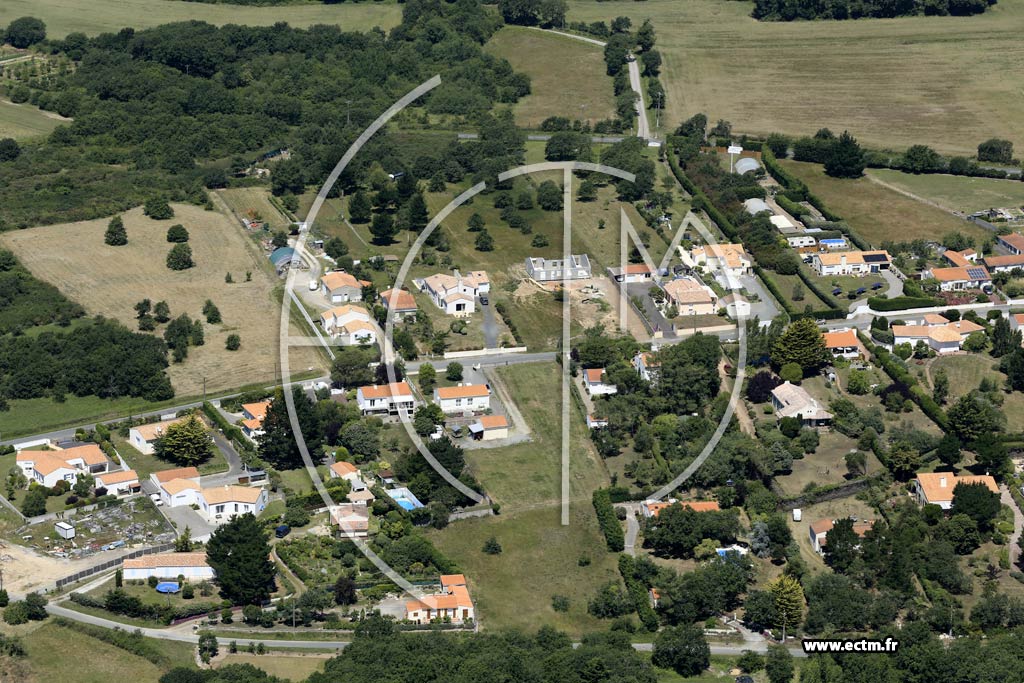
[469, 415, 509, 441]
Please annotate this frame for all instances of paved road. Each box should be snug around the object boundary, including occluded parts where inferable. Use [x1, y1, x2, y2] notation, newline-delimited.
[405, 352, 556, 373]
[456, 132, 627, 144]
[616, 503, 642, 557]
[480, 299, 499, 349]
[626, 55, 651, 140]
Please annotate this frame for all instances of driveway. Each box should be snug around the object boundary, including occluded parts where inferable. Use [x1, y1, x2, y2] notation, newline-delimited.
[479, 298, 498, 349]
[616, 502, 642, 556]
[717, 273, 781, 322]
[626, 56, 651, 139]
[847, 269, 901, 311]
[1001, 485, 1023, 566]
[158, 503, 218, 542]
[626, 282, 668, 333]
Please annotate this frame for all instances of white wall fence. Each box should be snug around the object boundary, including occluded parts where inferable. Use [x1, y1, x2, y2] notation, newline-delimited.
[443, 347, 528, 360]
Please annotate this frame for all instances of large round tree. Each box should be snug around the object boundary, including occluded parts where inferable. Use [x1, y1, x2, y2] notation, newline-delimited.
[206, 514, 276, 605]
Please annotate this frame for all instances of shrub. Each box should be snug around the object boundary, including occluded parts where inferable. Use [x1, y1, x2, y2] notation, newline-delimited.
[225, 334, 241, 351]
[482, 537, 502, 554]
[166, 224, 189, 243]
[166, 243, 194, 270]
[779, 363, 802, 384]
[144, 198, 174, 220]
[551, 595, 570, 612]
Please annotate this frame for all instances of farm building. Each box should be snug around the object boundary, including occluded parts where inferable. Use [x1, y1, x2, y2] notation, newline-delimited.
[268, 247, 297, 275]
[525, 254, 592, 282]
[122, 552, 215, 581]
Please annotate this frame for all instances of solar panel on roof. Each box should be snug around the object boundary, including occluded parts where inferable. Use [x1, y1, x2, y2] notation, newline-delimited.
[863, 253, 888, 263]
[967, 267, 987, 279]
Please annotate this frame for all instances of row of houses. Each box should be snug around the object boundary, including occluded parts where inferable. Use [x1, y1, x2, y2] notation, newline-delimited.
[15, 443, 109, 489]
[353, 381, 492, 416]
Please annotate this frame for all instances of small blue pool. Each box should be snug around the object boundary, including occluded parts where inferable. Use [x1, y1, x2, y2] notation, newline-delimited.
[396, 500, 415, 511]
[155, 582, 180, 594]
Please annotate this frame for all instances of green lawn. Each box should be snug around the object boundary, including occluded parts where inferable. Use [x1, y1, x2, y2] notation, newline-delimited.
[927, 353, 1024, 432]
[464, 362, 609, 510]
[869, 168, 1024, 215]
[485, 26, 616, 129]
[0, 97, 65, 139]
[778, 160, 988, 248]
[0, 0, 402, 38]
[216, 653, 328, 681]
[112, 434, 227, 480]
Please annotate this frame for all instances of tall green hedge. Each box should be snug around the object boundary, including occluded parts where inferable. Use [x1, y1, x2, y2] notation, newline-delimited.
[618, 554, 659, 631]
[867, 296, 942, 311]
[593, 488, 625, 552]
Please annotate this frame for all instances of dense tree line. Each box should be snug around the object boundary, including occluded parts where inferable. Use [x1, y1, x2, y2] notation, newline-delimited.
[752, 0, 994, 20]
[0, 3, 526, 227]
[0, 249, 84, 333]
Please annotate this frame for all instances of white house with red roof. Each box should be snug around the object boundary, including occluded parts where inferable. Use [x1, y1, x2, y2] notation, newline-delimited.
[583, 368, 617, 396]
[434, 384, 491, 414]
[321, 271, 370, 303]
[405, 574, 475, 625]
[607, 263, 653, 284]
[822, 329, 861, 359]
[380, 288, 418, 320]
[808, 518, 875, 554]
[95, 469, 141, 497]
[329, 460, 367, 491]
[129, 417, 187, 455]
[469, 415, 509, 441]
[924, 264, 992, 291]
[16, 444, 109, 489]
[319, 305, 376, 346]
[633, 351, 660, 383]
[240, 400, 272, 439]
[417, 270, 489, 316]
[122, 552, 214, 581]
[356, 382, 416, 415]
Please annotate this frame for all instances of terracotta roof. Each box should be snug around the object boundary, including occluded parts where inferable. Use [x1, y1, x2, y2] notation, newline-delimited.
[341, 320, 376, 335]
[62, 444, 107, 466]
[320, 304, 369, 324]
[645, 500, 720, 516]
[823, 329, 858, 349]
[928, 326, 962, 343]
[810, 518, 874, 539]
[123, 552, 209, 569]
[771, 381, 832, 421]
[624, 263, 651, 275]
[584, 368, 606, 383]
[664, 278, 715, 305]
[161, 478, 200, 495]
[478, 415, 508, 429]
[381, 288, 417, 311]
[983, 254, 1024, 268]
[1014, 314, 1024, 325]
[347, 489, 376, 503]
[809, 519, 834, 536]
[444, 292, 473, 304]
[358, 382, 413, 400]
[923, 314, 949, 325]
[441, 574, 467, 587]
[202, 485, 263, 505]
[892, 325, 930, 339]
[330, 461, 358, 477]
[241, 401, 271, 422]
[97, 469, 139, 485]
[930, 265, 990, 282]
[153, 467, 200, 483]
[332, 503, 369, 531]
[321, 271, 366, 291]
[242, 418, 263, 431]
[944, 250, 971, 267]
[436, 384, 489, 399]
[23, 452, 75, 476]
[916, 471, 998, 504]
[999, 233, 1024, 252]
[949, 319, 983, 334]
[132, 418, 186, 442]
[815, 250, 890, 267]
[692, 244, 749, 269]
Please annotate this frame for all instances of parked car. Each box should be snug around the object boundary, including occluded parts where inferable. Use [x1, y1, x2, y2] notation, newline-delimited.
[479, 295, 489, 305]
[150, 493, 163, 507]
[871, 281, 884, 290]
[275, 525, 291, 539]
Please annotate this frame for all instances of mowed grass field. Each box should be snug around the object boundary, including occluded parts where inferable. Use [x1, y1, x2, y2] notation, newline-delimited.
[485, 26, 616, 128]
[566, 0, 1024, 155]
[0, 0, 402, 38]
[778, 160, 989, 246]
[0, 203, 323, 396]
[216, 654, 328, 680]
[218, 187, 292, 232]
[868, 168, 1024, 214]
[0, 98, 66, 139]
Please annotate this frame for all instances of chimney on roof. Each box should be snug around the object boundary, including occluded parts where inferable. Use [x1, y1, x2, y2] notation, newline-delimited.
[939, 476, 947, 488]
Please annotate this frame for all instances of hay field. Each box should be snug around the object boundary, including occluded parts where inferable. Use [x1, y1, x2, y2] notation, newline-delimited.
[485, 26, 616, 128]
[0, 98, 66, 139]
[0, 0, 402, 38]
[566, 0, 1024, 155]
[0, 203, 323, 396]
[778, 160, 989, 246]
[868, 168, 1024, 214]
[218, 187, 292, 232]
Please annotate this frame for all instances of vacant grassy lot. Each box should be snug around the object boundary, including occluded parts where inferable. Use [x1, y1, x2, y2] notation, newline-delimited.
[0, 0, 402, 38]
[926, 353, 1024, 431]
[0, 203, 323, 397]
[429, 504, 621, 636]
[464, 362, 609, 510]
[485, 26, 616, 129]
[774, 430, 883, 497]
[566, 0, 1024, 155]
[777, 160, 988, 247]
[217, 187, 292, 232]
[216, 653, 328, 681]
[869, 169, 1024, 214]
[0, 97, 66, 139]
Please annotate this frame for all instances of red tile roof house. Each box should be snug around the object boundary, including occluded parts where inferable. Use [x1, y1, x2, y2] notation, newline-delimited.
[356, 382, 416, 415]
[913, 472, 997, 511]
[240, 400, 272, 439]
[16, 444, 109, 489]
[583, 368, 618, 396]
[808, 518, 875, 554]
[822, 329, 861, 360]
[607, 263, 653, 284]
[329, 460, 368, 491]
[405, 574, 475, 625]
[129, 418, 186, 455]
[380, 288, 418, 321]
[122, 552, 214, 581]
[321, 271, 371, 303]
[433, 384, 491, 414]
[95, 469, 141, 497]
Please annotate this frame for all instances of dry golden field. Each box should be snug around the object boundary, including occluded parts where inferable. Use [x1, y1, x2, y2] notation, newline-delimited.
[217, 187, 293, 232]
[0, 203, 324, 396]
[566, 0, 1024, 155]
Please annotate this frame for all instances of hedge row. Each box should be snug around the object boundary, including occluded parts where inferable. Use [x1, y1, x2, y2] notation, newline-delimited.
[618, 554, 659, 632]
[666, 147, 741, 242]
[592, 488, 625, 552]
[493, 302, 524, 345]
[51, 618, 178, 668]
[775, 193, 811, 218]
[859, 332, 949, 430]
[69, 591, 224, 626]
[866, 296, 942, 312]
